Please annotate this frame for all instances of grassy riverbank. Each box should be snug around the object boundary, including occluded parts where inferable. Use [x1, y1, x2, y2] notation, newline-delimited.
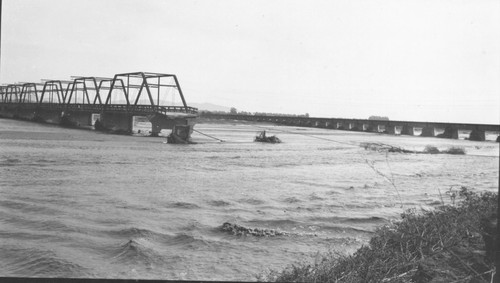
[263, 187, 497, 282]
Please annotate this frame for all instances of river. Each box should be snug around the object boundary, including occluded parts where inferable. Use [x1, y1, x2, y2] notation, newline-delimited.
[0, 118, 498, 280]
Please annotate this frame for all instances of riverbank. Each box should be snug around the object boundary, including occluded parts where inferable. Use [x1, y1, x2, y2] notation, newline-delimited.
[264, 187, 498, 282]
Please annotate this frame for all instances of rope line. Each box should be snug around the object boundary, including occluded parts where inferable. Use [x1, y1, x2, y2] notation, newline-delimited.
[193, 129, 225, 142]
[252, 125, 360, 147]
[193, 123, 403, 151]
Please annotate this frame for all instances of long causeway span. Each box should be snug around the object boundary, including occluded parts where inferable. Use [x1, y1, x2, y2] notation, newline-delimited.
[203, 113, 500, 142]
[0, 72, 198, 139]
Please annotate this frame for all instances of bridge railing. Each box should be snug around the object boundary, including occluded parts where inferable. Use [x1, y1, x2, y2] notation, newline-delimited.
[157, 105, 198, 115]
[61, 104, 198, 115]
[0, 102, 198, 116]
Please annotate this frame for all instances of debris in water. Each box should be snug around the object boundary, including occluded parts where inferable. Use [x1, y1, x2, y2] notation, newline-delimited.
[220, 222, 288, 237]
[254, 131, 281, 143]
[360, 142, 414, 153]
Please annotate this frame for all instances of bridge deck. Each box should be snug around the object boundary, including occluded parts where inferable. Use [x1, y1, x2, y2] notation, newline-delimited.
[0, 102, 198, 117]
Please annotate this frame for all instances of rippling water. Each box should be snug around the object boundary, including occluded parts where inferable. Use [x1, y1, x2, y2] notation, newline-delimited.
[0, 118, 498, 280]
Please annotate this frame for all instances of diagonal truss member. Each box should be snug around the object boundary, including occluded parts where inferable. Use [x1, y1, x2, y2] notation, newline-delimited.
[104, 72, 189, 110]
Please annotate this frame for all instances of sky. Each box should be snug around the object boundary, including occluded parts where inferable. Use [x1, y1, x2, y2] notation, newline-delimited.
[1, 0, 499, 124]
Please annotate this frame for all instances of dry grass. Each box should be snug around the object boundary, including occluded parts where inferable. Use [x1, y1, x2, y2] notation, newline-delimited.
[262, 187, 497, 282]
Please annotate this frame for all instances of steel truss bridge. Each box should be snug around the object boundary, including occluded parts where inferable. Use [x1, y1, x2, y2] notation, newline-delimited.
[0, 72, 198, 136]
[0, 71, 198, 114]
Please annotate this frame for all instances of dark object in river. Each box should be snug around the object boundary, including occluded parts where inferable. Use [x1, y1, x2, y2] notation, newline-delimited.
[221, 222, 287, 237]
[361, 142, 466, 155]
[254, 131, 281, 143]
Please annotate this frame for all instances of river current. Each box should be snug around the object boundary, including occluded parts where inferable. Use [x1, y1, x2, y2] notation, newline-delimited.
[0, 118, 498, 280]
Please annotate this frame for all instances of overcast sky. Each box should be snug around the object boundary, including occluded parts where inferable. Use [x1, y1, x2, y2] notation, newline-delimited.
[1, 0, 499, 123]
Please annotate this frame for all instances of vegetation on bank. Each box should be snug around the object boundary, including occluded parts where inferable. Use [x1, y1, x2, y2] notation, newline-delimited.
[262, 187, 497, 282]
[360, 142, 466, 155]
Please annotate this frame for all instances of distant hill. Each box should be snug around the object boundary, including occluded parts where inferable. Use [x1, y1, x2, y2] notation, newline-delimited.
[188, 102, 231, 112]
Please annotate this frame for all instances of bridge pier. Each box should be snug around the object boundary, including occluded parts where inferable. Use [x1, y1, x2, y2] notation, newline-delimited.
[350, 122, 362, 131]
[34, 109, 62, 124]
[401, 125, 415, 136]
[0, 106, 17, 118]
[366, 123, 379, 132]
[385, 125, 396, 135]
[438, 126, 459, 139]
[100, 112, 134, 134]
[420, 126, 435, 137]
[13, 108, 36, 120]
[62, 111, 93, 127]
[469, 129, 486, 141]
[148, 113, 196, 138]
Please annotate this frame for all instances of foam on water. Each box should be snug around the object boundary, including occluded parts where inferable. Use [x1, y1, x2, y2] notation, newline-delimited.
[0, 118, 498, 280]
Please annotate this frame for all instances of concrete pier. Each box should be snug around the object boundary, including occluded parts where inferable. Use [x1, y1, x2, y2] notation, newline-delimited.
[401, 125, 415, 136]
[366, 123, 379, 133]
[439, 126, 459, 139]
[421, 126, 435, 137]
[34, 109, 62, 124]
[350, 123, 362, 131]
[63, 111, 93, 127]
[149, 113, 196, 137]
[100, 112, 134, 133]
[469, 129, 486, 141]
[385, 125, 397, 135]
[14, 108, 37, 120]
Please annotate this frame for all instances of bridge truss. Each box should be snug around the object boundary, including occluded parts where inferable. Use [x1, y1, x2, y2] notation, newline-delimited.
[0, 72, 198, 115]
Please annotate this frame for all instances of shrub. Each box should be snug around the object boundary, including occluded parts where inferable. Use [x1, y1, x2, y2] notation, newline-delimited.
[423, 145, 440, 154]
[443, 146, 466, 155]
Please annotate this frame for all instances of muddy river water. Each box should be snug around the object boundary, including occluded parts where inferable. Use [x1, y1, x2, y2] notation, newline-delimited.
[0, 118, 498, 280]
